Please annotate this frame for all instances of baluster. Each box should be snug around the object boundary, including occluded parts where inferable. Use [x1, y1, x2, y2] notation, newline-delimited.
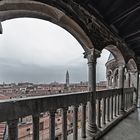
[114, 95, 117, 117]
[32, 114, 40, 140]
[102, 97, 106, 125]
[125, 93, 127, 110]
[81, 103, 86, 138]
[130, 92, 132, 108]
[73, 105, 78, 140]
[111, 95, 113, 120]
[131, 92, 133, 107]
[62, 107, 68, 140]
[7, 119, 19, 140]
[128, 92, 130, 109]
[49, 110, 56, 140]
[130, 92, 132, 107]
[118, 94, 120, 115]
[97, 99, 101, 128]
[126, 93, 129, 110]
[121, 88, 125, 113]
[107, 97, 110, 122]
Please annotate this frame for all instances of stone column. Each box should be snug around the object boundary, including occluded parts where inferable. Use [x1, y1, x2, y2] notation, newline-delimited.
[84, 48, 100, 137]
[136, 71, 139, 106]
[126, 71, 130, 88]
[106, 77, 109, 89]
[118, 65, 125, 88]
[118, 64, 125, 113]
[112, 75, 116, 89]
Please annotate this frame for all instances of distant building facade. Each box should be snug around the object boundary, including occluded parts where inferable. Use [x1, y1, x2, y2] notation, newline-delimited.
[105, 53, 138, 89]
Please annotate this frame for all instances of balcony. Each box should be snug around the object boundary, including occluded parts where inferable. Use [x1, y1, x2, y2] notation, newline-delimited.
[0, 87, 136, 140]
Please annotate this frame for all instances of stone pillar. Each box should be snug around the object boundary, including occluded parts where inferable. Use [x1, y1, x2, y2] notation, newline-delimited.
[106, 77, 109, 89]
[126, 71, 130, 88]
[84, 48, 100, 137]
[112, 75, 116, 89]
[118, 65, 125, 88]
[136, 71, 139, 106]
[118, 65, 125, 113]
[7, 119, 18, 140]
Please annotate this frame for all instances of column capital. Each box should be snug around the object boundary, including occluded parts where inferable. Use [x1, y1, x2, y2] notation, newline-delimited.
[83, 48, 100, 63]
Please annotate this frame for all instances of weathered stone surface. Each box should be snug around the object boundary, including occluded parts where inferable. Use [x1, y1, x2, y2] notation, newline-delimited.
[0, 0, 136, 63]
[100, 109, 140, 140]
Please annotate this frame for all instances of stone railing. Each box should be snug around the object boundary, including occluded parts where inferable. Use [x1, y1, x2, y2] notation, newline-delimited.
[0, 88, 136, 140]
[96, 87, 136, 139]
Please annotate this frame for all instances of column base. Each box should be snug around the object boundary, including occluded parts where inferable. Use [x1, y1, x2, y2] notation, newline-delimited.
[87, 123, 99, 139]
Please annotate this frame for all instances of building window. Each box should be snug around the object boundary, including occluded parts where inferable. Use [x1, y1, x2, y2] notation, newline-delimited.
[39, 122, 44, 130]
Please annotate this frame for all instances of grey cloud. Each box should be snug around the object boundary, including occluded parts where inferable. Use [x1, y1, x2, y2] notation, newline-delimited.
[0, 57, 87, 83]
[0, 18, 109, 84]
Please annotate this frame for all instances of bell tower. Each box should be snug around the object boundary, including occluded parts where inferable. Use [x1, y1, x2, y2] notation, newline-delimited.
[66, 70, 69, 87]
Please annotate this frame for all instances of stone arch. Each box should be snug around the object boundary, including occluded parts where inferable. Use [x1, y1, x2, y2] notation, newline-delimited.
[127, 58, 137, 72]
[0, 0, 93, 51]
[104, 45, 125, 89]
[126, 58, 137, 88]
[105, 45, 125, 65]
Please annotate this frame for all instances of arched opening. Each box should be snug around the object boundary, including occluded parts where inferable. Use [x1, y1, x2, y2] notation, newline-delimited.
[96, 49, 110, 90]
[0, 18, 88, 97]
[105, 45, 125, 65]
[127, 58, 138, 88]
[0, 1, 94, 97]
[0, 0, 93, 50]
[98, 45, 125, 89]
[0, 17, 89, 139]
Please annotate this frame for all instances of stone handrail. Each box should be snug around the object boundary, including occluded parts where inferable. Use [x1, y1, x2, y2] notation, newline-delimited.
[0, 91, 91, 122]
[0, 87, 136, 140]
[97, 88, 122, 99]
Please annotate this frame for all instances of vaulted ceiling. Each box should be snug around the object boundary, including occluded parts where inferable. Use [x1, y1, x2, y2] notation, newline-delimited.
[0, 0, 140, 64]
[75, 0, 140, 57]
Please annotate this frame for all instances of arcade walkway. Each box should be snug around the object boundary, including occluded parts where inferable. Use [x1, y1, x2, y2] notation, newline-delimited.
[100, 108, 140, 140]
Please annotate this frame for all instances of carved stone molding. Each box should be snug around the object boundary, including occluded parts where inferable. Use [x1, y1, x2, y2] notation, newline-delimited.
[83, 48, 101, 63]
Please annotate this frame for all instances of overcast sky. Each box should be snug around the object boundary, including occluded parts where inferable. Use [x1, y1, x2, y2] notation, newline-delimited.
[0, 18, 110, 84]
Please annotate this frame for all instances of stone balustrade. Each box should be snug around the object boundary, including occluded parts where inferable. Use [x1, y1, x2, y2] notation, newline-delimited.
[0, 88, 136, 140]
[96, 88, 135, 134]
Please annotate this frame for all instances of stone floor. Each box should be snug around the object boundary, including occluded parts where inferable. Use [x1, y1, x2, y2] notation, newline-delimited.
[100, 108, 140, 140]
[68, 108, 140, 140]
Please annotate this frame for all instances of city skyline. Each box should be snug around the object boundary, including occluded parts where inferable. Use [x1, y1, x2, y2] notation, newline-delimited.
[0, 18, 110, 84]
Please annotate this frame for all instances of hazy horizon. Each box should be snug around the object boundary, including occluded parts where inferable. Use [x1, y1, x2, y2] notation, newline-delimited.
[0, 18, 110, 84]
